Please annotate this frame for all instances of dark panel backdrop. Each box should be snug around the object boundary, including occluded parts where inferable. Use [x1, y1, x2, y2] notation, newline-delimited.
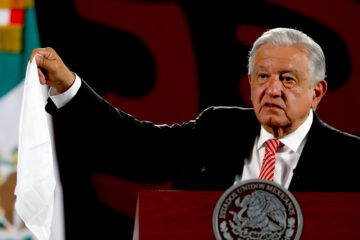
[34, 0, 360, 239]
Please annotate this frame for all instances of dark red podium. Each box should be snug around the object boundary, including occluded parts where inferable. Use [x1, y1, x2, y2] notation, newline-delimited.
[133, 191, 360, 240]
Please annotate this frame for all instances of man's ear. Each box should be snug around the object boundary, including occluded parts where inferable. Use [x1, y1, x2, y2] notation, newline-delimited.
[312, 80, 328, 109]
[248, 74, 253, 85]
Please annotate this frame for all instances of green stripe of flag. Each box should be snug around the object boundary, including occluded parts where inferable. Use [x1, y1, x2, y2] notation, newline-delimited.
[0, 5, 40, 98]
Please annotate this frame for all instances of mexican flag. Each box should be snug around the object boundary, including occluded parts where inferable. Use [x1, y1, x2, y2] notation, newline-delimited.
[0, 0, 64, 239]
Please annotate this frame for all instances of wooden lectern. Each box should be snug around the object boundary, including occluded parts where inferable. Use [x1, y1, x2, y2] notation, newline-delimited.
[133, 190, 360, 240]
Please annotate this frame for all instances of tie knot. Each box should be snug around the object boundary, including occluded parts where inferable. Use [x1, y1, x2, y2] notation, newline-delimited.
[265, 139, 280, 153]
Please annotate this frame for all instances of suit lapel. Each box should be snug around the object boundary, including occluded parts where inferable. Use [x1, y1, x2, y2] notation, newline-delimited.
[220, 110, 260, 188]
[288, 113, 323, 191]
[201, 108, 260, 190]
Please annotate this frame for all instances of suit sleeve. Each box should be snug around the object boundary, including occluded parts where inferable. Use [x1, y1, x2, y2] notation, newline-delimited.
[46, 79, 196, 182]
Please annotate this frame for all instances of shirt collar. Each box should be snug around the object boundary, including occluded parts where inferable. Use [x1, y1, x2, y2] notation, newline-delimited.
[257, 110, 313, 153]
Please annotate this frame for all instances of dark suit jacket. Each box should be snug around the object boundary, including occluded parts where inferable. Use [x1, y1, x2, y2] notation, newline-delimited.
[47, 80, 360, 192]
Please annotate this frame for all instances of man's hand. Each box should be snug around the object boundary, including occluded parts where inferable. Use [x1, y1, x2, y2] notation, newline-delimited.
[30, 47, 76, 93]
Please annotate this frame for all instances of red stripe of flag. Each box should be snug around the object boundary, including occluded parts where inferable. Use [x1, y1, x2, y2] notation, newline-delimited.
[10, 9, 25, 25]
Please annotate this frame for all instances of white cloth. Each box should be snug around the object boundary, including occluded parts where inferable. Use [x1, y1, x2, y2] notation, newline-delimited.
[15, 59, 56, 240]
[236, 110, 313, 188]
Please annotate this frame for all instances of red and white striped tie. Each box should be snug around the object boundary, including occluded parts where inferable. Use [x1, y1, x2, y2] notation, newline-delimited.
[259, 139, 280, 181]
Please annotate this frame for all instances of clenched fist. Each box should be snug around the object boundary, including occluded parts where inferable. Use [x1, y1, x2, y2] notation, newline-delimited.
[30, 47, 76, 93]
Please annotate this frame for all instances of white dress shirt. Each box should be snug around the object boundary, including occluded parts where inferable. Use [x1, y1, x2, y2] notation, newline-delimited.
[49, 74, 82, 108]
[50, 77, 313, 189]
[235, 110, 313, 189]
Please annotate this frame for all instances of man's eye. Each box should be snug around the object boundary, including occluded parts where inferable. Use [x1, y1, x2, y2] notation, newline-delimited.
[280, 75, 294, 81]
[281, 76, 296, 88]
[284, 76, 294, 81]
[259, 74, 267, 78]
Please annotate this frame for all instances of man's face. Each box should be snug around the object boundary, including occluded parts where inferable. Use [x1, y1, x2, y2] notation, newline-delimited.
[249, 44, 324, 137]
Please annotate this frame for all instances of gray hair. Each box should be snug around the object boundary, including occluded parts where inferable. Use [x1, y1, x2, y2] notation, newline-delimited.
[248, 28, 326, 86]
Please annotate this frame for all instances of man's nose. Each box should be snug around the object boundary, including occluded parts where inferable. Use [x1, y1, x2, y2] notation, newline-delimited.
[265, 76, 282, 97]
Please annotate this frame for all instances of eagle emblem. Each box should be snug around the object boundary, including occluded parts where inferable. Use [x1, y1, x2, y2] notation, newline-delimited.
[229, 190, 287, 239]
[213, 180, 302, 240]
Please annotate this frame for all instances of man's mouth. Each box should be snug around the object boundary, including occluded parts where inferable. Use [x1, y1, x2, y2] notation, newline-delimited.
[264, 103, 283, 109]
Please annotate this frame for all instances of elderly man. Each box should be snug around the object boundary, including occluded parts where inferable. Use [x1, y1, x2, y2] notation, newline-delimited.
[31, 27, 360, 192]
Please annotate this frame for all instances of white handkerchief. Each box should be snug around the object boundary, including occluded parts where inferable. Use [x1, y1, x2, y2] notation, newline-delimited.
[15, 58, 56, 240]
